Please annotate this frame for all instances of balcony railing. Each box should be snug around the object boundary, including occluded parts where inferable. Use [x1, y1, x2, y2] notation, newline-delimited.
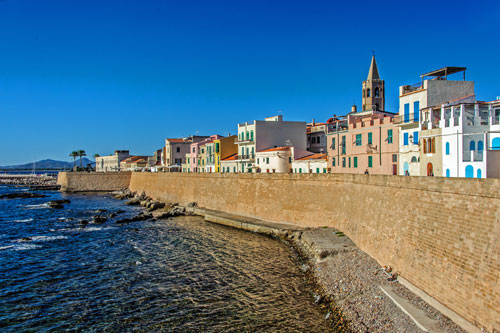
[235, 138, 254, 144]
[238, 154, 255, 161]
[401, 82, 423, 94]
[463, 150, 484, 162]
[394, 113, 419, 125]
[491, 116, 500, 126]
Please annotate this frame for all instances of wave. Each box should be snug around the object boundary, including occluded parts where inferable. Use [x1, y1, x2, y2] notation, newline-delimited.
[14, 218, 34, 223]
[13, 235, 68, 243]
[23, 203, 49, 209]
[0, 244, 42, 251]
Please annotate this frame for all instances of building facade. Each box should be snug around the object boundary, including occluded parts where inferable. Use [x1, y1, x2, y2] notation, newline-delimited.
[95, 150, 130, 172]
[237, 115, 306, 173]
[214, 135, 238, 172]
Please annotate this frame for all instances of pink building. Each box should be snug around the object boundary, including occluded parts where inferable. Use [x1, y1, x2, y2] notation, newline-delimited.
[188, 135, 223, 173]
[327, 111, 399, 175]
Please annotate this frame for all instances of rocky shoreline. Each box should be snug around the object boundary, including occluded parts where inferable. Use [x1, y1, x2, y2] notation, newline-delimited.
[0, 174, 59, 190]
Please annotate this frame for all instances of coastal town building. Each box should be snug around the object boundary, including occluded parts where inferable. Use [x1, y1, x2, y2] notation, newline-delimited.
[220, 153, 238, 173]
[213, 135, 237, 173]
[327, 56, 399, 175]
[255, 147, 292, 173]
[119, 155, 150, 171]
[292, 153, 328, 173]
[307, 120, 327, 153]
[163, 136, 208, 172]
[237, 115, 306, 173]
[395, 67, 474, 176]
[95, 150, 130, 172]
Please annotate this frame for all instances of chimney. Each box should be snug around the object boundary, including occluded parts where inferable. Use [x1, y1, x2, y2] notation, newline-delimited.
[352, 105, 357, 113]
[312, 118, 315, 126]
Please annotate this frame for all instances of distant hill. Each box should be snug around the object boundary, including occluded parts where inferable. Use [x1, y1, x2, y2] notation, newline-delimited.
[0, 158, 96, 170]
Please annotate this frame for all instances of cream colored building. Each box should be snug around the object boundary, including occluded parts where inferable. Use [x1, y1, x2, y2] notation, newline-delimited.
[220, 153, 238, 173]
[292, 153, 328, 174]
[96, 150, 130, 172]
[255, 147, 292, 173]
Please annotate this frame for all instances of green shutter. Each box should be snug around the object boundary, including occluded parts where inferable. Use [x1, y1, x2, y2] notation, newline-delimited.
[368, 132, 372, 144]
[354, 157, 358, 168]
[368, 156, 373, 168]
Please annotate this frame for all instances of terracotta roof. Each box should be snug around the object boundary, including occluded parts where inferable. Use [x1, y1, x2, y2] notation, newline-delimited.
[166, 138, 187, 143]
[221, 153, 238, 161]
[296, 153, 327, 161]
[258, 146, 290, 153]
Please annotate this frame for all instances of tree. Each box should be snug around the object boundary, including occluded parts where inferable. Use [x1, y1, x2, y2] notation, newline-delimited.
[93, 153, 100, 159]
[77, 150, 87, 168]
[70, 151, 78, 167]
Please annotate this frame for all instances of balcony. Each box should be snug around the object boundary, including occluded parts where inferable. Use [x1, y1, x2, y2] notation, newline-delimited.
[421, 117, 440, 130]
[401, 82, 423, 95]
[394, 113, 419, 125]
[463, 150, 484, 162]
[235, 138, 254, 144]
[492, 116, 500, 126]
[238, 154, 255, 161]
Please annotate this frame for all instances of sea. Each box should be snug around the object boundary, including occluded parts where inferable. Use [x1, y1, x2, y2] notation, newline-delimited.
[0, 183, 334, 331]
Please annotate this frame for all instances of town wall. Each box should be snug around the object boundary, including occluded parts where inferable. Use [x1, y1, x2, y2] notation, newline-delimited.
[129, 172, 499, 332]
[57, 172, 131, 192]
[58, 171, 499, 331]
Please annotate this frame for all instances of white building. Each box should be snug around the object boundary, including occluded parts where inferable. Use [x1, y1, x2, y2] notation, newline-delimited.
[439, 99, 500, 178]
[255, 147, 292, 173]
[95, 150, 130, 172]
[395, 67, 475, 176]
[220, 153, 238, 173]
[236, 115, 306, 173]
[292, 153, 328, 174]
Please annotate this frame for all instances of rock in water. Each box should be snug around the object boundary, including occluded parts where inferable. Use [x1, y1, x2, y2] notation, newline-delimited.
[0, 192, 48, 199]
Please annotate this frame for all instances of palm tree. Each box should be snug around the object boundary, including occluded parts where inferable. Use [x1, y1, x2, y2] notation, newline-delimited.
[93, 153, 100, 159]
[70, 151, 78, 167]
[77, 150, 87, 168]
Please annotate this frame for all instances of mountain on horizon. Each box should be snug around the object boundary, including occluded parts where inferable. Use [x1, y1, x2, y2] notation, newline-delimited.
[0, 158, 96, 170]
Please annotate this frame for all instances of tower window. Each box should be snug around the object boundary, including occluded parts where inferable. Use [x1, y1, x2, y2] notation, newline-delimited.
[375, 87, 380, 97]
[367, 88, 371, 97]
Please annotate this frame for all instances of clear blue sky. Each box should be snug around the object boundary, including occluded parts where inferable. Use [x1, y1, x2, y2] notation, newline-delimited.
[1, 0, 499, 165]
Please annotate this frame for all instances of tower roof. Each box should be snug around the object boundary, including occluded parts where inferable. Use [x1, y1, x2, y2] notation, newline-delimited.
[367, 55, 380, 81]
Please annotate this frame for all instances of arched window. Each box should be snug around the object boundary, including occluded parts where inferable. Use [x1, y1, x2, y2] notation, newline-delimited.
[492, 137, 500, 150]
[403, 162, 409, 175]
[445, 142, 450, 155]
[367, 88, 371, 97]
[375, 87, 380, 97]
[375, 103, 379, 110]
[446, 169, 450, 177]
[477, 169, 482, 178]
[410, 156, 417, 163]
[478, 141, 484, 151]
[465, 165, 474, 178]
[470, 140, 476, 151]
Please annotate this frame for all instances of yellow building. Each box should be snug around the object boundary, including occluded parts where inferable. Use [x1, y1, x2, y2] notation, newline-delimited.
[214, 135, 238, 172]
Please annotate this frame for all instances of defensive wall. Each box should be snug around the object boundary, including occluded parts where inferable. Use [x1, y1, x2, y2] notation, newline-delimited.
[57, 172, 131, 192]
[58, 171, 500, 331]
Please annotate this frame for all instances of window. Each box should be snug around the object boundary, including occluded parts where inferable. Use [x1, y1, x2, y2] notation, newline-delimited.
[176, 147, 180, 153]
[323, 168, 326, 173]
[368, 156, 373, 168]
[266, 157, 269, 164]
[404, 103, 410, 123]
[288, 157, 292, 163]
[413, 131, 419, 145]
[411, 156, 417, 163]
[368, 132, 372, 145]
[299, 168, 302, 173]
[251, 147, 254, 157]
[257, 158, 259, 164]
[446, 169, 450, 177]
[477, 169, 482, 178]
[331, 137, 336, 149]
[341, 136, 346, 154]
[387, 129, 393, 144]
[367, 88, 371, 97]
[423, 139, 427, 153]
[445, 142, 450, 155]
[316, 168, 320, 173]
[192, 147, 195, 153]
[469, 140, 476, 151]
[356, 134, 362, 146]
[349, 157, 351, 168]
[241, 147, 244, 156]
[465, 165, 474, 178]
[187, 157, 190, 163]
[311, 137, 315, 144]
[201, 148, 204, 153]
[251, 130, 254, 141]
[431, 138, 436, 153]
[413, 101, 420, 122]
[404, 133, 409, 146]
[332, 157, 336, 166]
[354, 156, 358, 168]
[342, 157, 346, 168]
[478, 141, 484, 151]
[392, 154, 397, 162]
[215, 143, 220, 153]
[374, 87, 380, 97]
[246, 131, 249, 140]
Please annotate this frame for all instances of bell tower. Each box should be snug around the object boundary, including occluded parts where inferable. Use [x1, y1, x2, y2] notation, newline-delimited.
[362, 55, 385, 111]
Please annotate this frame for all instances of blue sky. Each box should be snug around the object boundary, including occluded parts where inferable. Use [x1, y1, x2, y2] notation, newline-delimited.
[1, 0, 499, 165]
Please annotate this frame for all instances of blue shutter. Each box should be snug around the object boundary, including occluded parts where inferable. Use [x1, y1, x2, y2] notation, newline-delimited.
[413, 131, 418, 145]
[446, 142, 450, 155]
[413, 101, 420, 122]
[404, 133, 409, 145]
[404, 103, 410, 123]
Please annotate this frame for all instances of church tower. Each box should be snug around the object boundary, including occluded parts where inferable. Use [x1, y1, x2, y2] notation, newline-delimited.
[362, 55, 385, 111]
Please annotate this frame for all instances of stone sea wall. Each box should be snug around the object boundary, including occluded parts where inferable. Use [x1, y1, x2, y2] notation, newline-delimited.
[58, 171, 500, 331]
[57, 172, 131, 192]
